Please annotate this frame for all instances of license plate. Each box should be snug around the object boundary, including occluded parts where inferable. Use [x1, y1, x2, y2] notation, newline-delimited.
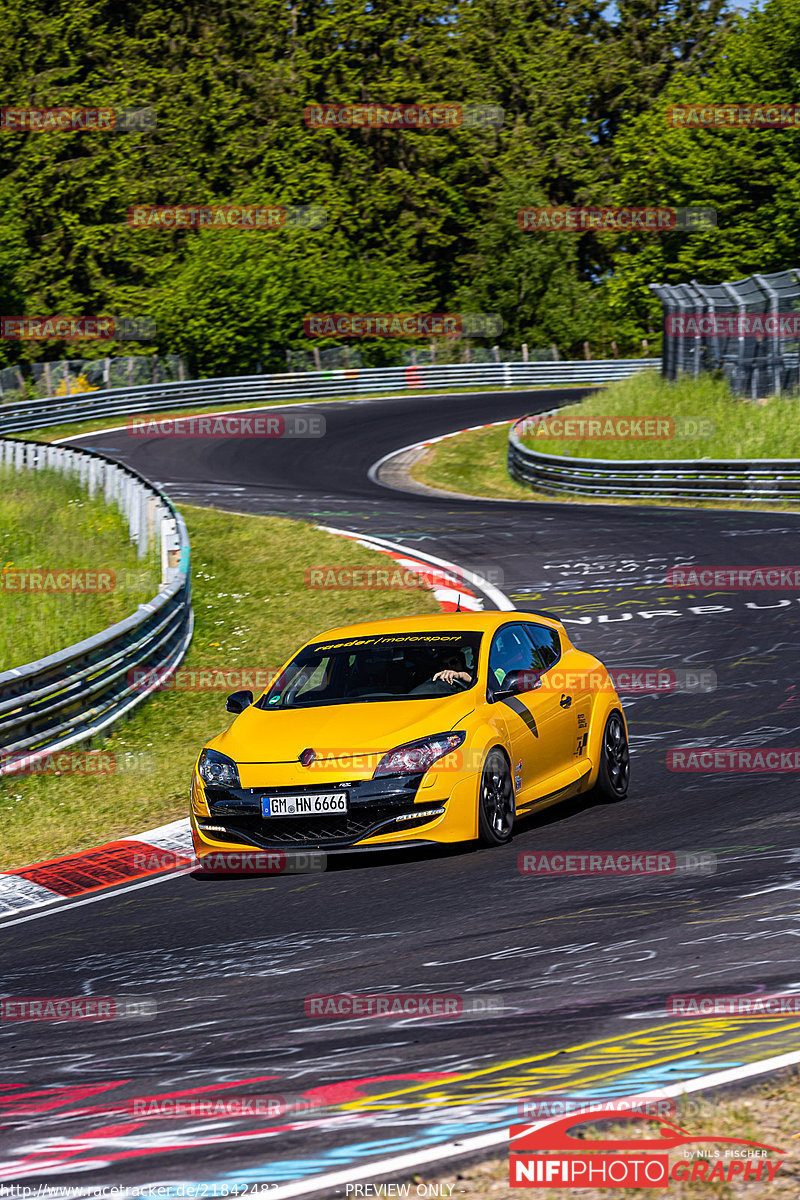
[262, 793, 348, 817]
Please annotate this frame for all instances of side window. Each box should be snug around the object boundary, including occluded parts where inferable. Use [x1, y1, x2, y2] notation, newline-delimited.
[523, 623, 562, 671]
[487, 624, 540, 694]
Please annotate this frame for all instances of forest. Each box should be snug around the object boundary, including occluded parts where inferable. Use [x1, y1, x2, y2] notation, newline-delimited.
[1, 0, 798, 374]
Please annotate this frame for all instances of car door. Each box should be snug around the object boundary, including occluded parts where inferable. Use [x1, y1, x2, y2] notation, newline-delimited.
[521, 621, 586, 777]
[487, 622, 575, 802]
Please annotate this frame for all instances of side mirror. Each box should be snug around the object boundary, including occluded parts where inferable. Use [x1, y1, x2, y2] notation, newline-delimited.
[225, 690, 253, 714]
[493, 669, 542, 699]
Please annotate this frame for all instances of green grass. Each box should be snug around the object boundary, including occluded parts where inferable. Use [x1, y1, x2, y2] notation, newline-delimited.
[518, 372, 800, 460]
[0, 465, 160, 670]
[411, 424, 536, 501]
[0, 504, 439, 870]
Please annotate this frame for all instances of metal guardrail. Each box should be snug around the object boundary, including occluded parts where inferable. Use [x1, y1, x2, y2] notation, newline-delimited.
[0, 360, 658, 434]
[508, 414, 800, 501]
[0, 439, 193, 770]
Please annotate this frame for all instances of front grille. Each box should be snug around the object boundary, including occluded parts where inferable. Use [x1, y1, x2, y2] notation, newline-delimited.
[216, 808, 397, 846]
[203, 779, 432, 848]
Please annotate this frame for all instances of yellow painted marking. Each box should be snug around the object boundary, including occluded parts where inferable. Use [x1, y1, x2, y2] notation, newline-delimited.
[338, 1019, 800, 1112]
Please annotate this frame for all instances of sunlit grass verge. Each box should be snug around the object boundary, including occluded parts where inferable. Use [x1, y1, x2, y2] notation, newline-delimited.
[419, 1070, 800, 1199]
[411, 424, 535, 501]
[0, 504, 439, 870]
[0, 465, 160, 670]
[519, 372, 799, 461]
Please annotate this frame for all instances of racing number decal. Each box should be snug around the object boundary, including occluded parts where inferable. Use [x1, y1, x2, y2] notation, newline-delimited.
[501, 695, 538, 738]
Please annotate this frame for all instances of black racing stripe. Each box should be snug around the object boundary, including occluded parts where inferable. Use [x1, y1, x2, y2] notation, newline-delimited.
[501, 695, 538, 737]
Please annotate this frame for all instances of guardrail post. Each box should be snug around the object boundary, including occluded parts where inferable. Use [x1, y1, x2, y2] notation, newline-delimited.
[127, 476, 137, 541]
[161, 516, 180, 582]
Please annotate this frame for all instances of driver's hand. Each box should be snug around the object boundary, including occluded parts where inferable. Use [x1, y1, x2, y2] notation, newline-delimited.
[433, 670, 471, 685]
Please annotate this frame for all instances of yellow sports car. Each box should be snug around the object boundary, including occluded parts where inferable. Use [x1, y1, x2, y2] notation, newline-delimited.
[190, 611, 629, 856]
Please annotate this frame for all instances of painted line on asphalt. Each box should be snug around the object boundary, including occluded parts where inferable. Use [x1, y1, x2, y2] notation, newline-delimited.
[317, 525, 515, 612]
[0, 868, 194, 930]
[256, 1048, 800, 1198]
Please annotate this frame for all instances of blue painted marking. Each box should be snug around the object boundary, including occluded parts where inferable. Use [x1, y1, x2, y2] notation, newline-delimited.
[147, 1054, 750, 1193]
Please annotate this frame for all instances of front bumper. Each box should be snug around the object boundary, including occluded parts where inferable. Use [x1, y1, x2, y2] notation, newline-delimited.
[191, 769, 478, 852]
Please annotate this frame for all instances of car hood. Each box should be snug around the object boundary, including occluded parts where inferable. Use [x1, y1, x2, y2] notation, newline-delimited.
[208, 693, 475, 767]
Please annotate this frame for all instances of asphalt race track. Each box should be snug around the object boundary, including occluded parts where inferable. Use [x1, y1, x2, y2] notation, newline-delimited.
[4, 387, 800, 1193]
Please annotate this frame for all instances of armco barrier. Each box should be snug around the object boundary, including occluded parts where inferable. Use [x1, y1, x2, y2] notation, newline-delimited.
[0, 360, 657, 434]
[0, 439, 193, 769]
[508, 414, 800, 501]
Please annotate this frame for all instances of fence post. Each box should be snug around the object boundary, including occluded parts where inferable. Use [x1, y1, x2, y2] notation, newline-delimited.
[721, 281, 746, 395]
[753, 273, 781, 397]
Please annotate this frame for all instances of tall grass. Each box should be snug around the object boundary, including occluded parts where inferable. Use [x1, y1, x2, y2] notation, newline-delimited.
[0, 464, 160, 670]
[519, 373, 800, 460]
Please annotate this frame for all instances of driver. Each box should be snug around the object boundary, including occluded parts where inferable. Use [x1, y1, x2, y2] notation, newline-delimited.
[432, 649, 472, 688]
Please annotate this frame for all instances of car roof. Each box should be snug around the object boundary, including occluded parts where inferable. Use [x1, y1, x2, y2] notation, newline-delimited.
[305, 609, 564, 645]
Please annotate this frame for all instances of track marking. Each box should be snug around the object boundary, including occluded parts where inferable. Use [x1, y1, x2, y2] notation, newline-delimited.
[0, 868, 192, 930]
[251, 1048, 800, 1198]
[316, 526, 515, 611]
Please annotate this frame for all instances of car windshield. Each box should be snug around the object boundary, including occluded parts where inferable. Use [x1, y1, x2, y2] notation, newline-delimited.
[257, 631, 483, 708]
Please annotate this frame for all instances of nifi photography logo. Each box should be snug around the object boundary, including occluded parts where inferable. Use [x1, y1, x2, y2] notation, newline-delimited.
[508, 1108, 785, 1188]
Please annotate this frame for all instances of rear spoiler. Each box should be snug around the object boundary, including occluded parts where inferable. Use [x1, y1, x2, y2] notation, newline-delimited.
[514, 608, 565, 626]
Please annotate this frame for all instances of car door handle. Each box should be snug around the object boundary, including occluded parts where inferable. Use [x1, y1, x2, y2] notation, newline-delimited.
[560, 694, 572, 709]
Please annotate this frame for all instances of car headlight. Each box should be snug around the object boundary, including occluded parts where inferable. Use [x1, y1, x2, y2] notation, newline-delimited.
[197, 749, 241, 789]
[373, 731, 466, 778]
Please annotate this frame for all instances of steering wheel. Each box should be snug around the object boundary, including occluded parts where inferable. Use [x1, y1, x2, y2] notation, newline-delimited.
[446, 676, 470, 691]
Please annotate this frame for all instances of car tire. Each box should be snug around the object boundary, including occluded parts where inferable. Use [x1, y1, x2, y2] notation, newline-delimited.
[478, 749, 516, 846]
[591, 710, 630, 802]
